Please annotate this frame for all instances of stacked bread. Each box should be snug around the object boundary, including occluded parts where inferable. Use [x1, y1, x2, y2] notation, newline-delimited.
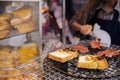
[77, 55, 108, 70]
[10, 6, 35, 33]
[48, 49, 78, 63]
[0, 14, 11, 39]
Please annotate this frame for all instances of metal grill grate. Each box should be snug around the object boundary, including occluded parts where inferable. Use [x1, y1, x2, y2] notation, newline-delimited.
[42, 40, 120, 79]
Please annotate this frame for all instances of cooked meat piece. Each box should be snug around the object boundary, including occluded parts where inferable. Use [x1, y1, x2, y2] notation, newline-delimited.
[72, 45, 89, 53]
[97, 49, 118, 58]
[90, 40, 101, 49]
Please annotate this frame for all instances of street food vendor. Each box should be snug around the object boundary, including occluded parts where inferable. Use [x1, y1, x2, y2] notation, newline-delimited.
[70, 0, 120, 46]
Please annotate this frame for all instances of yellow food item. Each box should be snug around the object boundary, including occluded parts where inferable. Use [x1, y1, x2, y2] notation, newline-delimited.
[0, 14, 11, 21]
[0, 48, 15, 69]
[0, 29, 10, 39]
[18, 43, 38, 63]
[48, 49, 78, 63]
[77, 55, 108, 70]
[12, 6, 32, 19]
[0, 20, 10, 31]
[14, 20, 35, 33]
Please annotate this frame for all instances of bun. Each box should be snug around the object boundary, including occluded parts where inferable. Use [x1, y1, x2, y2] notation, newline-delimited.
[48, 49, 78, 63]
[0, 29, 10, 39]
[77, 55, 108, 70]
[0, 14, 11, 21]
[12, 6, 32, 19]
[14, 20, 35, 33]
[10, 17, 32, 26]
[0, 20, 10, 31]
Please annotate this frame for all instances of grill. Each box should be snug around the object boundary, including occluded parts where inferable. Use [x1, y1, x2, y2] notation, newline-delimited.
[43, 40, 120, 79]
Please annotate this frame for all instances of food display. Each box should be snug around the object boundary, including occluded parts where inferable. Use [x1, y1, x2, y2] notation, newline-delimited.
[0, 6, 36, 40]
[77, 55, 108, 70]
[11, 6, 35, 33]
[0, 42, 38, 69]
[0, 1, 41, 80]
[48, 48, 78, 63]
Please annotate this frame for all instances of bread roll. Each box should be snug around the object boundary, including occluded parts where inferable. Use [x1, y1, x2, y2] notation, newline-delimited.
[0, 20, 10, 31]
[12, 6, 32, 19]
[0, 14, 11, 21]
[10, 17, 32, 26]
[14, 20, 35, 33]
[0, 29, 10, 39]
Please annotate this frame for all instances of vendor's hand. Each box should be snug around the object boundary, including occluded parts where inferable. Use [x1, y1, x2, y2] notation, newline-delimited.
[80, 25, 92, 35]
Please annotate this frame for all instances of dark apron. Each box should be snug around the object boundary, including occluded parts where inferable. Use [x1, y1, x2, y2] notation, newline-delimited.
[89, 9, 120, 46]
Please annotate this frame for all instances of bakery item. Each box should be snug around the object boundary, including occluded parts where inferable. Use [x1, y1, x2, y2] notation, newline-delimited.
[77, 55, 108, 70]
[97, 57, 108, 70]
[11, 51, 20, 67]
[18, 43, 38, 63]
[0, 29, 10, 39]
[48, 49, 78, 63]
[12, 6, 32, 19]
[14, 20, 35, 33]
[0, 20, 10, 31]
[0, 14, 11, 21]
[10, 17, 32, 26]
[77, 55, 97, 69]
[0, 48, 14, 69]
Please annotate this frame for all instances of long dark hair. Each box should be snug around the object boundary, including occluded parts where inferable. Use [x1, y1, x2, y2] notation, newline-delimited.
[77, 0, 105, 24]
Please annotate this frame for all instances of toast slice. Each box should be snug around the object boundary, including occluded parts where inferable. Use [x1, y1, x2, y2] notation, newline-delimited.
[48, 49, 78, 63]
